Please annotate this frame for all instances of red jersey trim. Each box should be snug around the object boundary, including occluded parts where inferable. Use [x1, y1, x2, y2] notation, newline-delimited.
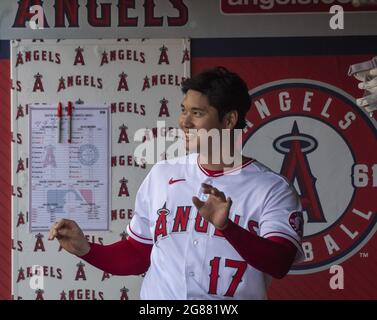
[197, 156, 255, 177]
[128, 224, 153, 242]
[263, 231, 302, 249]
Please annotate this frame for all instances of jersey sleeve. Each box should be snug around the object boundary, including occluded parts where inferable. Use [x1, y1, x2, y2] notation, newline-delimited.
[259, 176, 304, 262]
[126, 173, 154, 245]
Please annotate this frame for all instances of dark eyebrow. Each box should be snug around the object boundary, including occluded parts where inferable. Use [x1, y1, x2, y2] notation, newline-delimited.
[180, 104, 206, 110]
[191, 107, 206, 112]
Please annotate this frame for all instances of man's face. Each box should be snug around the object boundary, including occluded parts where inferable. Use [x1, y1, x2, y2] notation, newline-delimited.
[179, 89, 225, 154]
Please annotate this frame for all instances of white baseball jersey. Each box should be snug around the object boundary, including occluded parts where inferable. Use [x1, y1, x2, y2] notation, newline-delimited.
[127, 153, 304, 300]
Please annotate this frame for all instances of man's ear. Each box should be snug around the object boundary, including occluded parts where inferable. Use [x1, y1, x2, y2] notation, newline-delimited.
[223, 111, 238, 129]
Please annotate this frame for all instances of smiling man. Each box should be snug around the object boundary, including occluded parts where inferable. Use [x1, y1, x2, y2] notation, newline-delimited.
[179, 81, 243, 169]
[49, 66, 304, 300]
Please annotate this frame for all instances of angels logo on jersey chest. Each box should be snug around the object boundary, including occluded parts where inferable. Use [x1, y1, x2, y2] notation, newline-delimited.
[153, 202, 245, 243]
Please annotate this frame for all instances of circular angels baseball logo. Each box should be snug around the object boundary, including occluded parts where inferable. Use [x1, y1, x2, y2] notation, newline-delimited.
[242, 79, 376, 274]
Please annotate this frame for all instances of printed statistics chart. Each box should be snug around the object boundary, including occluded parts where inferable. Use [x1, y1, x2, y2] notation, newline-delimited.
[29, 104, 111, 231]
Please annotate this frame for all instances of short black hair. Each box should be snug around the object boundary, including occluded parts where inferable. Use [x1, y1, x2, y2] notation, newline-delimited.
[181, 66, 251, 129]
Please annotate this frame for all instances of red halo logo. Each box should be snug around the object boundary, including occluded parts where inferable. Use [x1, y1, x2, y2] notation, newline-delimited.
[243, 79, 376, 274]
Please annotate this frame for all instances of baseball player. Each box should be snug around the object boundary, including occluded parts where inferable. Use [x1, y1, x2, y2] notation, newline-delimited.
[49, 66, 304, 300]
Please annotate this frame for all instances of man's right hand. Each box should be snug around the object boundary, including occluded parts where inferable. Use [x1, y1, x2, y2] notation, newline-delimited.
[48, 219, 90, 257]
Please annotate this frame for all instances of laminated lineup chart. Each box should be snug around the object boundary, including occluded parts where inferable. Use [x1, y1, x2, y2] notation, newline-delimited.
[29, 104, 110, 231]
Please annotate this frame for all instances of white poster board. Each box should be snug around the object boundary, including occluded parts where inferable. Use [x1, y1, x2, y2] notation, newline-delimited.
[11, 39, 190, 300]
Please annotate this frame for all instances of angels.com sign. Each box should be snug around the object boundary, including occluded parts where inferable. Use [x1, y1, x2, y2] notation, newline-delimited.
[220, 0, 377, 14]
